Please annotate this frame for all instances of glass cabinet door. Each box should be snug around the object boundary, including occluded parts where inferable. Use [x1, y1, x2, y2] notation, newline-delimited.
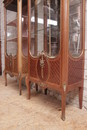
[22, 0, 28, 57]
[31, 0, 44, 56]
[69, 0, 83, 57]
[46, 0, 60, 56]
[30, 0, 60, 57]
[6, 1, 17, 56]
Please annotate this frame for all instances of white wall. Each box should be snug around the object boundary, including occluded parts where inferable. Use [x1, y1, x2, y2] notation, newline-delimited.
[83, 0, 87, 108]
[0, 0, 5, 72]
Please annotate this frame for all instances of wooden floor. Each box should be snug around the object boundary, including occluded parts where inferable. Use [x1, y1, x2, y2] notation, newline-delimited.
[0, 76, 87, 130]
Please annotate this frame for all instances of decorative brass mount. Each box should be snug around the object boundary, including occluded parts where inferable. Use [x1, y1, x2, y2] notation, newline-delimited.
[63, 84, 66, 92]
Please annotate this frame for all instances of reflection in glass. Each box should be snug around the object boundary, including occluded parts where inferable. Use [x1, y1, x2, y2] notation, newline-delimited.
[22, 0, 28, 56]
[30, 0, 60, 57]
[6, 9, 17, 56]
[69, 0, 82, 57]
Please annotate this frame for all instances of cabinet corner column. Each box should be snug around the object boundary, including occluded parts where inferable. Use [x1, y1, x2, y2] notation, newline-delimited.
[61, 0, 69, 121]
[17, 0, 22, 73]
[61, 0, 69, 86]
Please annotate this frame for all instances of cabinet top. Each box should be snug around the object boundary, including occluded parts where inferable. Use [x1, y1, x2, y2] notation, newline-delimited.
[3, 0, 27, 9]
[3, 0, 17, 12]
[3, 0, 14, 7]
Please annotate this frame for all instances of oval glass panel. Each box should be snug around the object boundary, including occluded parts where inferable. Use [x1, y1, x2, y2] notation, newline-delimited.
[22, 0, 28, 57]
[6, 0, 17, 56]
[69, 0, 83, 57]
[30, 0, 60, 58]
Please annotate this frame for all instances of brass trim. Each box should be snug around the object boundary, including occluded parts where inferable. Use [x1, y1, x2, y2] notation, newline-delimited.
[63, 84, 66, 92]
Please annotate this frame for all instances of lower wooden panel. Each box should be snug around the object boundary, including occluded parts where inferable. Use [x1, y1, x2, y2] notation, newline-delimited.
[30, 57, 38, 78]
[68, 57, 83, 85]
[22, 56, 28, 73]
[48, 58, 60, 85]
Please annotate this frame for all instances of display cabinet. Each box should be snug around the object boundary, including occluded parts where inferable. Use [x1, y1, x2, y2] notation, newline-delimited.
[26, 0, 85, 120]
[3, 0, 28, 95]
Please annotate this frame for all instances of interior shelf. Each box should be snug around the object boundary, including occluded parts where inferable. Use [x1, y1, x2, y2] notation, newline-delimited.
[22, 36, 28, 41]
[70, 1, 82, 7]
[7, 36, 27, 42]
[22, 15, 28, 18]
[7, 19, 17, 27]
[7, 15, 28, 27]
[7, 37, 17, 42]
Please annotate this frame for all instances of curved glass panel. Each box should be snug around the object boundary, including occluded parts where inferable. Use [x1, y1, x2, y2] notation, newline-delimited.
[46, 0, 60, 56]
[22, 0, 28, 56]
[30, 0, 60, 57]
[6, 1, 17, 56]
[69, 0, 83, 57]
[31, 0, 44, 56]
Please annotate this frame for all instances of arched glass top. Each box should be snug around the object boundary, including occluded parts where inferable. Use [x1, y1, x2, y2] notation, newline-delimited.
[30, 0, 60, 57]
[69, 0, 83, 57]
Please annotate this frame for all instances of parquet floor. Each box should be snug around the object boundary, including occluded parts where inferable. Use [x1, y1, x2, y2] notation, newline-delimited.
[0, 76, 87, 130]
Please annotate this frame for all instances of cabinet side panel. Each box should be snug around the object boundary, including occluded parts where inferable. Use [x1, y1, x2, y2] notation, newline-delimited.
[68, 57, 83, 85]
[22, 57, 28, 73]
[5, 56, 10, 71]
[48, 58, 60, 85]
[30, 57, 37, 78]
[13, 57, 18, 73]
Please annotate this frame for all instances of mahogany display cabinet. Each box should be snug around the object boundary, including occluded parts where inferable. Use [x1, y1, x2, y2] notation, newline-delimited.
[3, 0, 28, 95]
[26, 0, 85, 120]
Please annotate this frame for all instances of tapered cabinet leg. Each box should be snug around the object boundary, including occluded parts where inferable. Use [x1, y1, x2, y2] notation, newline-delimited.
[79, 87, 83, 109]
[61, 92, 66, 121]
[25, 76, 30, 99]
[44, 88, 48, 95]
[36, 84, 38, 92]
[19, 78, 22, 95]
[4, 72, 7, 86]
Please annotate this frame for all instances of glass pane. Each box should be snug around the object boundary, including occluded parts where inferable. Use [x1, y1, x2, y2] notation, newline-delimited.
[69, 0, 83, 57]
[22, 0, 28, 56]
[31, 0, 44, 56]
[31, 30, 44, 55]
[6, 1, 17, 56]
[46, 0, 60, 56]
[30, 0, 60, 57]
